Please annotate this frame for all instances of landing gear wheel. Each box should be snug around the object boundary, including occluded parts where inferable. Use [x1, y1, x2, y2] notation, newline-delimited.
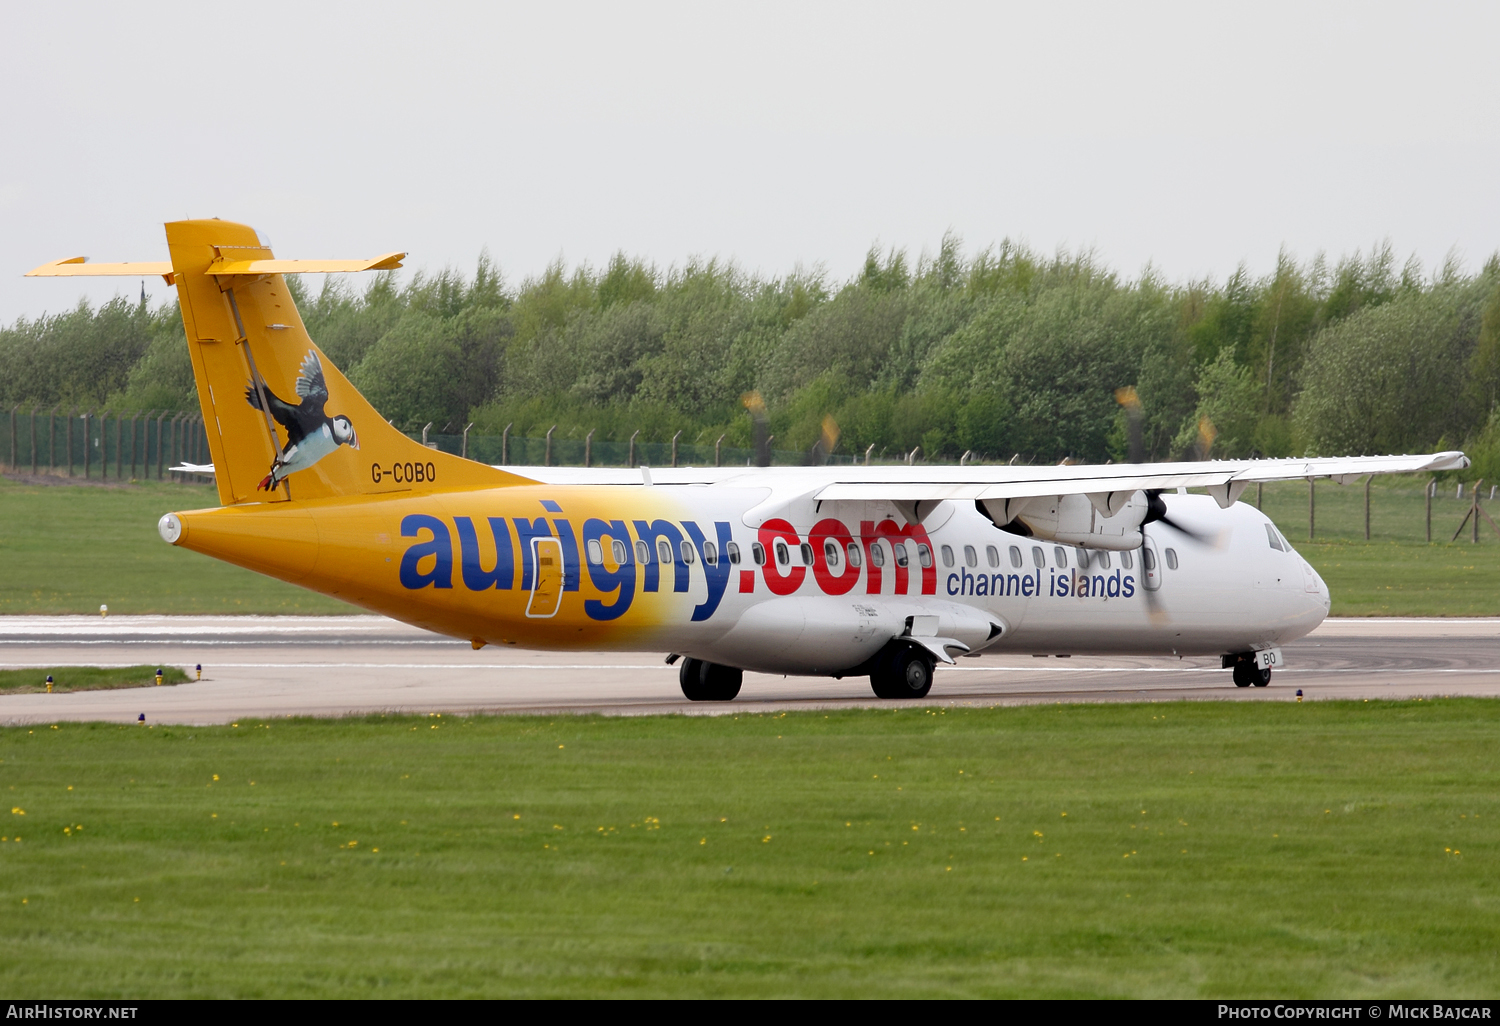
[1232, 661, 1272, 688]
[870, 645, 934, 700]
[679, 658, 743, 701]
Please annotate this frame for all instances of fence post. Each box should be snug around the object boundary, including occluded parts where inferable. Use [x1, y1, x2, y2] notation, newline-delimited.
[52, 406, 60, 476]
[1426, 478, 1435, 543]
[114, 412, 122, 479]
[629, 429, 639, 468]
[584, 429, 594, 468]
[1257, 481, 1263, 509]
[1364, 475, 1371, 541]
[1307, 477, 1315, 541]
[671, 430, 681, 468]
[157, 412, 167, 479]
[30, 407, 38, 475]
[7, 406, 15, 472]
[1476, 479, 1484, 545]
[501, 423, 511, 466]
[544, 425, 555, 467]
[715, 434, 724, 467]
[461, 422, 472, 460]
[865, 443, 874, 466]
[83, 411, 92, 480]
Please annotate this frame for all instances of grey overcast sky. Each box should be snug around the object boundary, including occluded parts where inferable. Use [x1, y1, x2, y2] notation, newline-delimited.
[3, 1, 1497, 322]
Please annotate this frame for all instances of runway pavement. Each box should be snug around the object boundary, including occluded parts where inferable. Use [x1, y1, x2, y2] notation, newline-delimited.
[1, 615, 1498, 725]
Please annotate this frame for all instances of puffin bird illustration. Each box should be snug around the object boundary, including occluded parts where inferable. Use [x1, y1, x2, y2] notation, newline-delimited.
[245, 350, 359, 490]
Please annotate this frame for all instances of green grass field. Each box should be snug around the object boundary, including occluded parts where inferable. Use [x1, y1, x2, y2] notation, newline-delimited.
[0, 476, 353, 615]
[2, 473, 1497, 616]
[0, 666, 190, 694]
[1, 702, 1497, 998]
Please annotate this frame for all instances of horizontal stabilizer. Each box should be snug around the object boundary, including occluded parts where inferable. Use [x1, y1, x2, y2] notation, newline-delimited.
[205, 252, 406, 275]
[169, 463, 216, 475]
[26, 258, 175, 283]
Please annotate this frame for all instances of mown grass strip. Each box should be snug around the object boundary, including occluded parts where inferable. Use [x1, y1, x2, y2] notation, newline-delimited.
[0, 665, 191, 694]
[1, 700, 1496, 997]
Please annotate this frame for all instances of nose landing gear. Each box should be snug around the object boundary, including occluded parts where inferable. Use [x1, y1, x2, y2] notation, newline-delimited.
[1229, 655, 1272, 688]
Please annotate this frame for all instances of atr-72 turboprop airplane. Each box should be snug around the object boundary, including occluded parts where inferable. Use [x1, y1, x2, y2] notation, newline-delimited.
[29, 220, 1469, 700]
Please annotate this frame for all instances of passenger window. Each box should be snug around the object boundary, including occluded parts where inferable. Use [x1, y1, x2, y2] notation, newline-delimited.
[825, 540, 841, 567]
[1121, 549, 1133, 570]
[726, 541, 741, 565]
[1265, 524, 1284, 551]
[963, 545, 977, 567]
[917, 544, 933, 568]
[1008, 545, 1023, 568]
[704, 541, 718, 565]
[636, 540, 652, 564]
[751, 542, 766, 566]
[1165, 547, 1179, 570]
[1031, 546, 1045, 569]
[679, 541, 695, 564]
[1097, 551, 1110, 570]
[612, 539, 629, 565]
[894, 542, 910, 568]
[986, 545, 1000, 568]
[775, 541, 790, 566]
[658, 540, 674, 564]
[1143, 547, 1157, 571]
[941, 545, 955, 568]
[871, 543, 887, 568]
[1053, 546, 1067, 568]
[800, 542, 815, 566]
[587, 539, 604, 565]
[1076, 547, 1090, 569]
[847, 542, 863, 567]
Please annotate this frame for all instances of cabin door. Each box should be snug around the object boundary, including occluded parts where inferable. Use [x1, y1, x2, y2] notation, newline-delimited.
[526, 537, 564, 618]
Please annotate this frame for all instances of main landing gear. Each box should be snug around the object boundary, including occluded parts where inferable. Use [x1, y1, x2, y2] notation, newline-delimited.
[679, 658, 743, 702]
[869, 643, 935, 700]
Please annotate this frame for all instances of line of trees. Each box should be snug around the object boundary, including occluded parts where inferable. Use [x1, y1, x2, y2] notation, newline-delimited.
[3, 234, 1498, 476]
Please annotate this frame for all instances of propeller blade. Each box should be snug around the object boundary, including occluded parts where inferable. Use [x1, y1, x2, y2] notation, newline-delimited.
[1155, 513, 1216, 545]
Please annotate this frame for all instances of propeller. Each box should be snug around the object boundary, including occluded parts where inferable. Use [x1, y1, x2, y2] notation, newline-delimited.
[1115, 386, 1145, 463]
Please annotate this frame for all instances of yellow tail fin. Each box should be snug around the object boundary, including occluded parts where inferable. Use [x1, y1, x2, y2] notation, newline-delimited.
[153, 219, 528, 505]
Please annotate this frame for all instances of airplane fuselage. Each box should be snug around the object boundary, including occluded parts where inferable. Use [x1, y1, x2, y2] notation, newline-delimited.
[165, 472, 1329, 676]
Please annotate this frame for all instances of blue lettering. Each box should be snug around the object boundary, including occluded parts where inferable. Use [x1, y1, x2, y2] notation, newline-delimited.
[1021, 573, 1035, 597]
[1092, 575, 1105, 598]
[513, 517, 553, 591]
[582, 518, 635, 621]
[976, 573, 989, 597]
[1057, 573, 1070, 597]
[683, 521, 733, 621]
[454, 516, 513, 590]
[633, 520, 689, 593]
[1122, 575, 1135, 598]
[399, 514, 452, 590]
[960, 567, 974, 595]
[554, 519, 581, 592]
[1107, 570, 1121, 598]
[946, 572, 958, 596]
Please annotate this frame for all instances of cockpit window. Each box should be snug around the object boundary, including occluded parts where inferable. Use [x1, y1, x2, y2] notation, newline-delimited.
[1265, 524, 1285, 551]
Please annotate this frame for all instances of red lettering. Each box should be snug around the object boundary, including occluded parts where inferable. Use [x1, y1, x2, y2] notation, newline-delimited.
[810, 518, 858, 596]
[873, 519, 937, 595]
[758, 519, 805, 595]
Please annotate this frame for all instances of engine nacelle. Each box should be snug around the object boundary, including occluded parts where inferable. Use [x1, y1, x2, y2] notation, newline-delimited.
[981, 491, 1147, 552]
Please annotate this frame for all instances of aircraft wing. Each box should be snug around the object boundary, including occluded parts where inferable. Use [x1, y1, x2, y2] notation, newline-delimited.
[813, 452, 1470, 509]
